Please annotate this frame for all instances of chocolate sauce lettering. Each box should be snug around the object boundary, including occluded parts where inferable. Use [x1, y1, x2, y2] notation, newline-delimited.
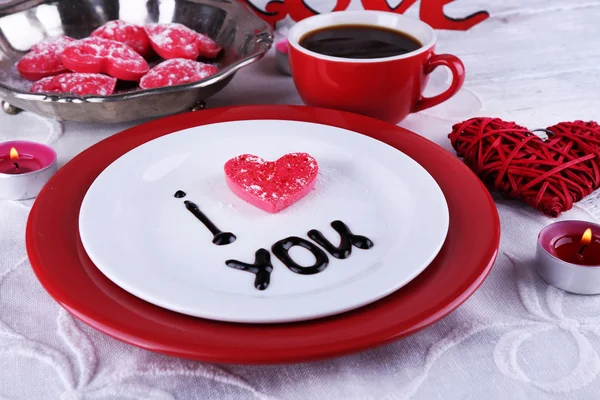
[308, 220, 374, 259]
[173, 191, 374, 290]
[272, 236, 329, 275]
[183, 200, 236, 245]
[226, 249, 273, 290]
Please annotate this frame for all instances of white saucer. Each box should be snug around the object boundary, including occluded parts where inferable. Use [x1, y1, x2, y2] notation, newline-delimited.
[79, 119, 449, 323]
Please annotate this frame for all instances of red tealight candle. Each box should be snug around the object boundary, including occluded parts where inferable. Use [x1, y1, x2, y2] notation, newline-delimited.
[0, 147, 43, 174]
[536, 221, 600, 295]
[554, 228, 600, 265]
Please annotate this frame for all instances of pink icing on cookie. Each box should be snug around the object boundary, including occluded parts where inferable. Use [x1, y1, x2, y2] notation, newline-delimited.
[91, 20, 151, 58]
[145, 23, 222, 60]
[30, 73, 117, 96]
[61, 37, 149, 81]
[16, 36, 76, 81]
[224, 153, 319, 213]
[139, 58, 219, 89]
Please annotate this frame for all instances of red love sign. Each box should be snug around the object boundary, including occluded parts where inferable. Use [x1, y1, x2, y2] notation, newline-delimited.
[244, 0, 489, 31]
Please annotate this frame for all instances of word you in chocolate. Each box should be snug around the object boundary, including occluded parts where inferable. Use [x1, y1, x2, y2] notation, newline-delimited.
[175, 190, 374, 290]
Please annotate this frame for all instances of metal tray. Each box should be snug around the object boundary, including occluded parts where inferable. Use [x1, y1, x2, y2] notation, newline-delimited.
[0, 0, 273, 122]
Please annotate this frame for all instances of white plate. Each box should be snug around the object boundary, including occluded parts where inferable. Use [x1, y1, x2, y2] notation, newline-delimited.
[79, 120, 449, 323]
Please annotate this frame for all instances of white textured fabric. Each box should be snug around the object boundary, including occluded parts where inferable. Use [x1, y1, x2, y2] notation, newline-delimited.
[2, 0, 600, 398]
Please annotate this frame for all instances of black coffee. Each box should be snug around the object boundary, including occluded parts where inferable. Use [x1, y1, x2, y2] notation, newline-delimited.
[299, 25, 422, 59]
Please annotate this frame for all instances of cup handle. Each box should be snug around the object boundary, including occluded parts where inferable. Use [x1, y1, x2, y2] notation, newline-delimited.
[413, 54, 465, 112]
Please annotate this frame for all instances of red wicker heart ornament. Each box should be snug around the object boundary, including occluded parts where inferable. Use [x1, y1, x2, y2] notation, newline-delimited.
[449, 118, 600, 217]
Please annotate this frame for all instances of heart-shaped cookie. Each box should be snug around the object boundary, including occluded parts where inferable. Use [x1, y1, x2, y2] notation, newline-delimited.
[449, 117, 600, 217]
[224, 153, 319, 213]
[91, 20, 151, 58]
[16, 36, 76, 81]
[139, 58, 219, 89]
[30, 73, 117, 96]
[62, 37, 149, 81]
[145, 23, 221, 60]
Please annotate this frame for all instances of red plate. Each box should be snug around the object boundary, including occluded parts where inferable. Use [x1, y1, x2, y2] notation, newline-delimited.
[26, 105, 500, 364]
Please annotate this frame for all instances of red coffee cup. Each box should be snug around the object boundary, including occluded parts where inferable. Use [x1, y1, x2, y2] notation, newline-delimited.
[288, 11, 465, 124]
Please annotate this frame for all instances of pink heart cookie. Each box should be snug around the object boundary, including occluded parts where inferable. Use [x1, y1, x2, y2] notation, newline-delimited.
[30, 73, 117, 96]
[224, 153, 319, 213]
[139, 58, 219, 89]
[62, 37, 149, 81]
[91, 20, 151, 58]
[16, 36, 76, 81]
[145, 23, 222, 60]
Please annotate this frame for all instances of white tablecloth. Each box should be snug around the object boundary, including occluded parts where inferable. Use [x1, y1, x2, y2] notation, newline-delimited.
[2, 0, 600, 398]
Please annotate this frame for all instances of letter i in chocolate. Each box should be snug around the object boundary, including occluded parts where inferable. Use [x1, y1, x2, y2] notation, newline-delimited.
[174, 190, 236, 245]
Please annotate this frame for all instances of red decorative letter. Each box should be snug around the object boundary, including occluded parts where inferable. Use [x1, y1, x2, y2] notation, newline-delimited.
[360, 0, 417, 15]
[285, 0, 351, 22]
[420, 0, 489, 30]
[245, 0, 288, 28]
[243, 0, 489, 30]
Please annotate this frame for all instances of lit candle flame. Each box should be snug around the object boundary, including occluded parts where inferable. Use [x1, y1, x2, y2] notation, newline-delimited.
[9, 147, 18, 160]
[581, 228, 592, 246]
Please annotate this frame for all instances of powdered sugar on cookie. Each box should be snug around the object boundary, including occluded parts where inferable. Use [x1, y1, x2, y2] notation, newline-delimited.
[145, 23, 222, 60]
[224, 153, 319, 213]
[62, 37, 149, 81]
[30, 72, 117, 96]
[91, 20, 151, 58]
[140, 58, 218, 89]
[16, 36, 76, 81]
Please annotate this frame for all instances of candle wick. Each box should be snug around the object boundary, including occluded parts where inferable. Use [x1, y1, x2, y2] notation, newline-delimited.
[579, 244, 589, 256]
[12, 162, 19, 169]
